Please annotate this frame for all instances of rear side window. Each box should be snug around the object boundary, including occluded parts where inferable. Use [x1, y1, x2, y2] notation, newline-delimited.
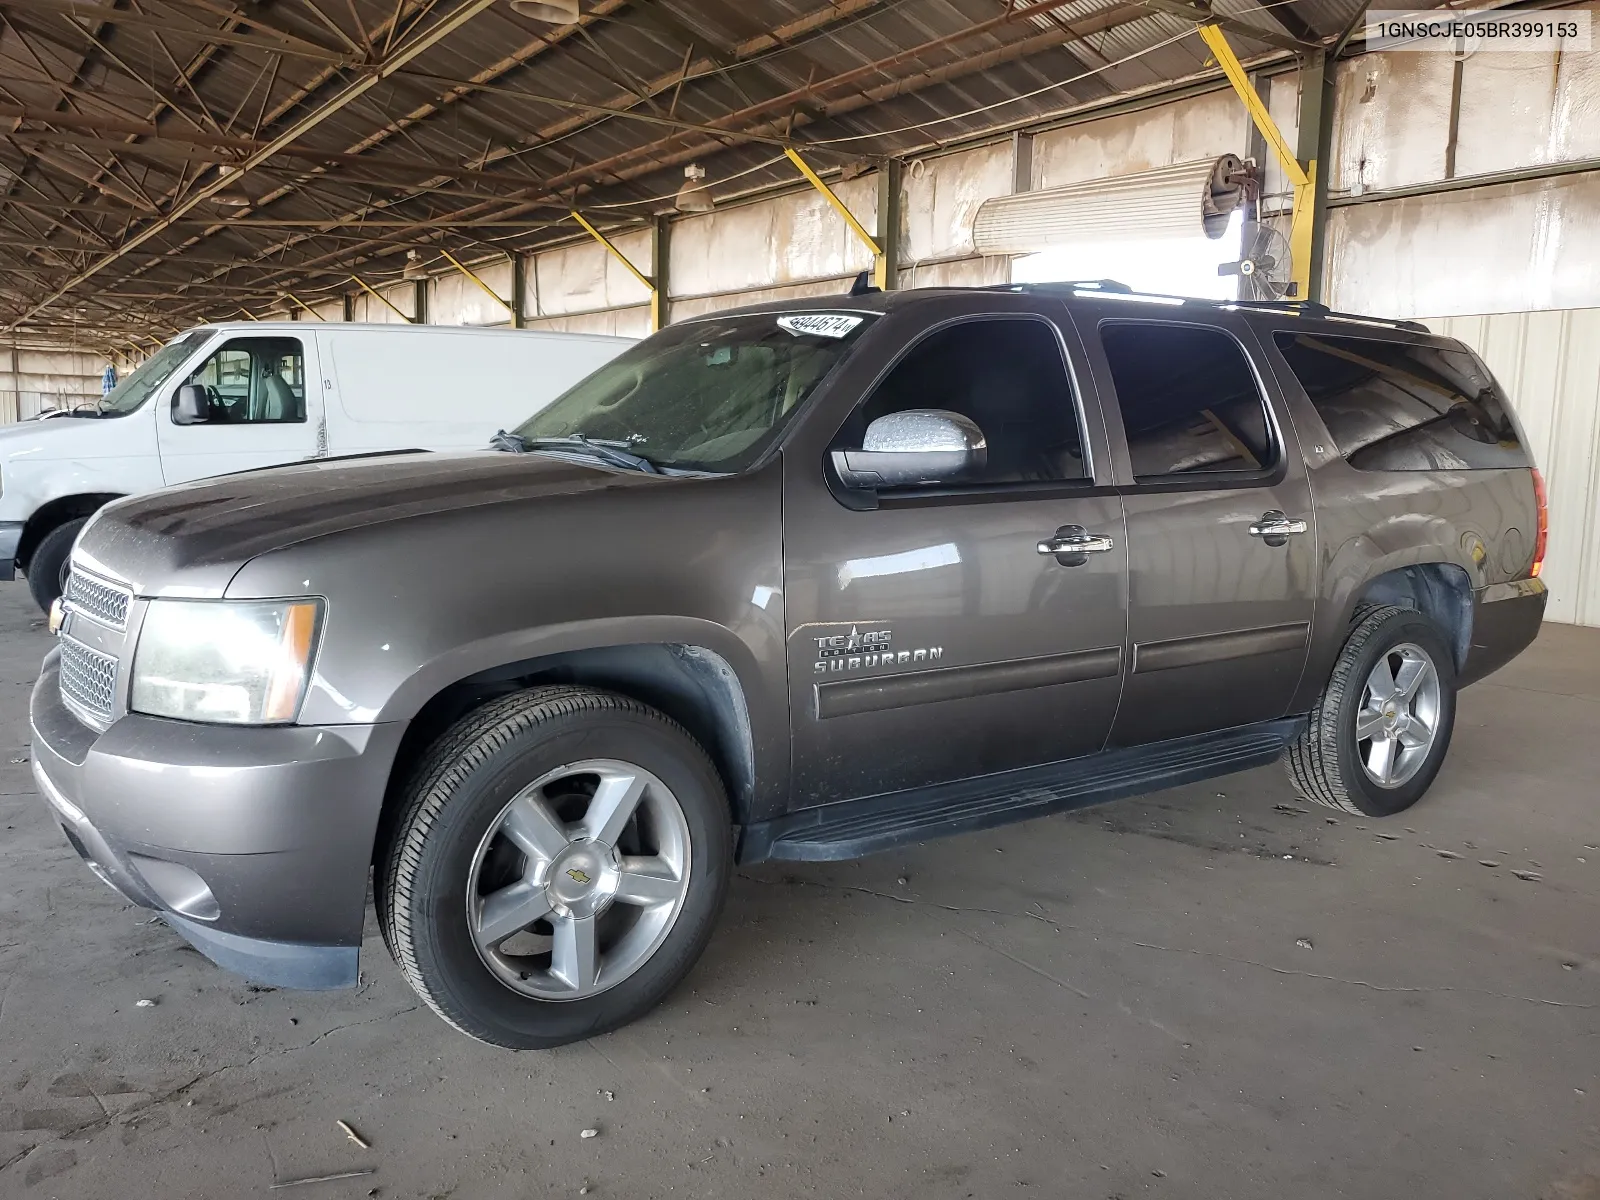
[1273, 332, 1526, 471]
[1099, 323, 1277, 480]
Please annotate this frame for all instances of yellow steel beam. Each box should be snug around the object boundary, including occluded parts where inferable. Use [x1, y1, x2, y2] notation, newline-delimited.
[350, 274, 415, 322]
[237, 307, 260, 321]
[439, 249, 516, 316]
[283, 292, 326, 320]
[570, 210, 659, 330]
[784, 146, 886, 290]
[1198, 24, 1306, 188]
[1197, 22, 1315, 297]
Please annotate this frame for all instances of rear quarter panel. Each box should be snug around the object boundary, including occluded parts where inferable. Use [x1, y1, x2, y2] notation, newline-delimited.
[1254, 325, 1538, 711]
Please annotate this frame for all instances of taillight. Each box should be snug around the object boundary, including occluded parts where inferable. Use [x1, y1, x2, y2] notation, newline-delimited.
[1530, 468, 1549, 578]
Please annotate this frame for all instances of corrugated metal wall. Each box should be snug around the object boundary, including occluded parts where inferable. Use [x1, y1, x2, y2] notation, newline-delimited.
[1326, 39, 1600, 318]
[1, 344, 107, 421]
[1428, 309, 1600, 627]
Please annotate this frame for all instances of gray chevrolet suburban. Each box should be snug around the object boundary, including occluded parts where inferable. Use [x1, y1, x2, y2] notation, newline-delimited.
[31, 283, 1547, 1048]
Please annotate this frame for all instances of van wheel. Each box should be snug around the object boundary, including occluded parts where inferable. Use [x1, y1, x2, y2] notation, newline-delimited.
[26, 518, 85, 613]
[1286, 606, 1457, 817]
[378, 686, 732, 1049]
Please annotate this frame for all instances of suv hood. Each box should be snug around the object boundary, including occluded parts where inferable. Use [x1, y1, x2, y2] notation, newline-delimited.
[74, 450, 663, 597]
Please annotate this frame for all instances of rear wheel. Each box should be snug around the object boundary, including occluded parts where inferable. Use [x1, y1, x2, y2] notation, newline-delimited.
[378, 686, 732, 1048]
[1286, 606, 1457, 817]
[26, 517, 85, 613]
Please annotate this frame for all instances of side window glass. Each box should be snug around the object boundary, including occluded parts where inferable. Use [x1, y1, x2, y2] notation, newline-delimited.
[180, 337, 306, 424]
[853, 318, 1088, 485]
[1100, 323, 1277, 480]
[1273, 332, 1527, 471]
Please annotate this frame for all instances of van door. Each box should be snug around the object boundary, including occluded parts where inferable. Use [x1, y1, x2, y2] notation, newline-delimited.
[156, 332, 321, 485]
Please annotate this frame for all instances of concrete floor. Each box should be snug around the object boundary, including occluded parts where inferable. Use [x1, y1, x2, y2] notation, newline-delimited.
[0, 589, 1595, 1200]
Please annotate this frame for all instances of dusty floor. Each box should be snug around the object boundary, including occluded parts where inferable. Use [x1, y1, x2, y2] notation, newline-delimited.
[0, 589, 1595, 1200]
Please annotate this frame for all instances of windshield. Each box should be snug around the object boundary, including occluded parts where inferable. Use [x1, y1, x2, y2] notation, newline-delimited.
[514, 311, 876, 472]
[100, 330, 215, 416]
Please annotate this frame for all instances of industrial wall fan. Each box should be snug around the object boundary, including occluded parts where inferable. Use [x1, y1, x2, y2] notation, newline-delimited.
[1218, 220, 1293, 300]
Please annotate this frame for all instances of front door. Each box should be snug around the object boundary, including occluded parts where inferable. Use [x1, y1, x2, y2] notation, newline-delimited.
[1080, 314, 1318, 746]
[157, 332, 320, 484]
[783, 298, 1129, 808]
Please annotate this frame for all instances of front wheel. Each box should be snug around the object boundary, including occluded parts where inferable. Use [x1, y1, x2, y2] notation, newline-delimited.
[1286, 606, 1458, 817]
[378, 686, 732, 1048]
[26, 517, 85, 613]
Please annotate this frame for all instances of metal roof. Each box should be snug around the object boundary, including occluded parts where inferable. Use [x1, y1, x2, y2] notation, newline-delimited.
[0, 0, 1399, 343]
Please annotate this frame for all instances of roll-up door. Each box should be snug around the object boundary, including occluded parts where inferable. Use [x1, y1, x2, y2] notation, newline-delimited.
[972, 155, 1248, 256]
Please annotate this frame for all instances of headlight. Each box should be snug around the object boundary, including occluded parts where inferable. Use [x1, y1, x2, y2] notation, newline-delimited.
[130, 599, 323, 724]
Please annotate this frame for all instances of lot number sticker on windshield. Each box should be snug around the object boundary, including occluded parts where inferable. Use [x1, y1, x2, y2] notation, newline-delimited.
[777, 313, 864, 339]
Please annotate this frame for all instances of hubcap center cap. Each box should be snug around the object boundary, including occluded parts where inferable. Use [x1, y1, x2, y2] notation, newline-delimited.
[546, 842, 617, 918]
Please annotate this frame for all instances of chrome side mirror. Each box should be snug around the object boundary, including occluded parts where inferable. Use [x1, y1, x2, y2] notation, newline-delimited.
[831, 409, 988, 489]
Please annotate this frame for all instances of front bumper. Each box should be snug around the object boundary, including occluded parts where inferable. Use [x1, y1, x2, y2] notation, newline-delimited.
[0, 520, 22, 580]
[30, 649, 406, 989]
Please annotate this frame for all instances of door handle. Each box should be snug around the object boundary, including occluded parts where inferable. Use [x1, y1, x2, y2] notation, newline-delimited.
[1248, 510, 1309, 547]
[1038, 525, 1115, 566]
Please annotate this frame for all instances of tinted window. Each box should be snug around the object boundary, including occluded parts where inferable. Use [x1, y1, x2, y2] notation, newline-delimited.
[854, 318, 1087, 484]
[182, 337, 305, 424]
[1100, 323, 1276, 479]
[1274, 332, 1526, 471]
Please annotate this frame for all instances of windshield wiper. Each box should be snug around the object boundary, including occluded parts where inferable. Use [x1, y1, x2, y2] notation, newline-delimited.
[497, 431, 661, 474]
[490, 429, 532, 452]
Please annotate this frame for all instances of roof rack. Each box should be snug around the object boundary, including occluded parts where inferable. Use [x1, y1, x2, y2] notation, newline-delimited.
[1224, 298, 1431, 334]
[990, 279, 1134, 294]
[994, 282, 1430, 334]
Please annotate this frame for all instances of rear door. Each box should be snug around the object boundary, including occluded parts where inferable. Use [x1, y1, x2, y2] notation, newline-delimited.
[1077, 312, 1318, 746]
[157, 332, 321, 484]
[782, 294, 1129, 806]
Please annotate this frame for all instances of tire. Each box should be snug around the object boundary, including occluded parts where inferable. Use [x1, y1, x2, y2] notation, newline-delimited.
[378, 686, 732, 1049]
[26, 518, 85, 613]
[1286, 605, 1458, 817]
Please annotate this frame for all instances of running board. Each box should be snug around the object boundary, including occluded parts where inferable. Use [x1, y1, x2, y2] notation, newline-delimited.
[740, 718, 1306, 864]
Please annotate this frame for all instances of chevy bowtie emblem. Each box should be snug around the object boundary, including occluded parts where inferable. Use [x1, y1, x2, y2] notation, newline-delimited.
[565, 868, 592, 885]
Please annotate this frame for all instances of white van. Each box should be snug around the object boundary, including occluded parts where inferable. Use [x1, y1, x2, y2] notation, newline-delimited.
[0, 321, 634, 610]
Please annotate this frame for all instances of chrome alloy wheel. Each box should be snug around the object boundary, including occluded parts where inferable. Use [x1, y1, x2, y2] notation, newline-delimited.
[1355, 642, 1441, 788]
[465, 759, 692, 1001]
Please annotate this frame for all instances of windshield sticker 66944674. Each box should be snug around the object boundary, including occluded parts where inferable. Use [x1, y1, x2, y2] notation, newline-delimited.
[778, 313, 864, 339]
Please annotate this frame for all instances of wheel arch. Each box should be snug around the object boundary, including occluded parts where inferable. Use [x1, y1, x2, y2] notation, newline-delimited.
[1348, 562, 1473, 671]
[18, 493, 122, 570]
[1295, 541, 1476, 714]
[374, 639, 761, 865]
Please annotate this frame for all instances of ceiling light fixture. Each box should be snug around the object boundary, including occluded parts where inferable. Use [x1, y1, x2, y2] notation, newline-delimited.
[209, 162, 252, 207]
[674, 163, 713, 214]
[403, 249, 430, 280]
[509, 0, 578, 22]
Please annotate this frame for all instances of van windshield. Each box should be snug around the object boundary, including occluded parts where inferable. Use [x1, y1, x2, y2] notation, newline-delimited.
[513, 311, 876, 472]
[100, 330, 215, 416]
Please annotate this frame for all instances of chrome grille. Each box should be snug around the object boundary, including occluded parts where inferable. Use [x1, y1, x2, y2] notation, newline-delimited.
[64, 570, 131, 630]
[59, 635, 117, 723]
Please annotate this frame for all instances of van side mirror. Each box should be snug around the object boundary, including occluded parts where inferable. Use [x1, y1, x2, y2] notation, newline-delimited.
[831, 409, 988, 489]
[172, 384, 208, 425]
